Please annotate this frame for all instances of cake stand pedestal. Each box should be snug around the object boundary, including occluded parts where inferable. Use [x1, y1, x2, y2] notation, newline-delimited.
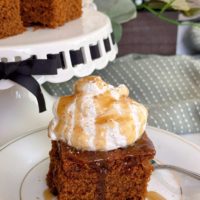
[0, 8, 118, 146]
[0, 86, 55, 145]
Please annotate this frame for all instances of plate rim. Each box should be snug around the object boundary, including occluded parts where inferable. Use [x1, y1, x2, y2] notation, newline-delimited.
[1, 126, 200, 153]
[0, 126, 47, 151]
[148, 126, 200, 152]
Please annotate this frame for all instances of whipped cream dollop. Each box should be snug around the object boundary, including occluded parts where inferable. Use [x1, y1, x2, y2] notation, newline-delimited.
[49, 76, 148, 151]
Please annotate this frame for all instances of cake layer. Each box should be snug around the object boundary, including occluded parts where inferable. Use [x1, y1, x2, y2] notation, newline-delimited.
[47, 133, 155, 200]
[0, 0, 25, 39]
[20, 0, 82, 28]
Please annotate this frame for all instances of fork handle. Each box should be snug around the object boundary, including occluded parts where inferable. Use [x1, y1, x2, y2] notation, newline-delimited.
[154, 164, 200, 180]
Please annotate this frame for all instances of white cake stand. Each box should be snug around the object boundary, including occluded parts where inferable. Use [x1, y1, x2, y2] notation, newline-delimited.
[0, 7, 118, 145]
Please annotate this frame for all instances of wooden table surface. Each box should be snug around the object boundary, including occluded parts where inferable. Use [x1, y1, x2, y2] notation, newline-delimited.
[118, 11, 178, 56]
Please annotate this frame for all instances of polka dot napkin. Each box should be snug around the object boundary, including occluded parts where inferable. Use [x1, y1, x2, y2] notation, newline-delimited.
[43, 54, 200, 135]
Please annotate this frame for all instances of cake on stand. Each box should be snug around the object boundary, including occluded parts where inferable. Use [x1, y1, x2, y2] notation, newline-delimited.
[0, 6, 118, 145]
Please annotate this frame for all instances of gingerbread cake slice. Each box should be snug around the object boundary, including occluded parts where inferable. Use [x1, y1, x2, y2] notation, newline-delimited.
[47, 76, 156, 200]
[47, 133, 155, 200]
[20, 0, 82, 28]
[0, 0, 25, 39]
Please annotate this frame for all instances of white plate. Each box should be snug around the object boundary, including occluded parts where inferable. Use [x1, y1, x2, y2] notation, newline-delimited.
[0, 126, 200, 200]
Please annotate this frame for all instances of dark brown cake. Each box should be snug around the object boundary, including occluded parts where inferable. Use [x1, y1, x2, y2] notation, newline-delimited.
[0, 0, 25, 39]
[0, 0, 82, 39]
[47, 133, 155, 200]
[20, 0, 82, 28]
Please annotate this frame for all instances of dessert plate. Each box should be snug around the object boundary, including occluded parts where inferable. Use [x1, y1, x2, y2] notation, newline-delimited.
[0, 126, 200, 200]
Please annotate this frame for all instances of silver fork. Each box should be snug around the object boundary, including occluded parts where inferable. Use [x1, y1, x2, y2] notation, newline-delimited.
[152, 160, 200, 180]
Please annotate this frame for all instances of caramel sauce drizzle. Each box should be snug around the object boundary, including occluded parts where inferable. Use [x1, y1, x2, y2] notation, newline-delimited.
[71, 95, 88, 148]
[96, 159, 107, 200]
[43, 189, 55, 200]
[51, 76, 147, 151]
[54, 95, 75, 139]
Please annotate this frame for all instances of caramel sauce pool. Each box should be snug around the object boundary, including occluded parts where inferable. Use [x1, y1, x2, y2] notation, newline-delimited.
[43, 189, 55, 200]
[146, 191, 166, 200]
[43, 188, 164, 200]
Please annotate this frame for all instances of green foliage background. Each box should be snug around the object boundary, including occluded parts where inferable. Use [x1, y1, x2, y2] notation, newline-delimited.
[94, 0, 137, 43]
[94, 0, 200, 42]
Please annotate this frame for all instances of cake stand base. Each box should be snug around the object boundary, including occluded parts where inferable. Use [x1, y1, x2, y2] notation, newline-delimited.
[0, 86, 55, 146]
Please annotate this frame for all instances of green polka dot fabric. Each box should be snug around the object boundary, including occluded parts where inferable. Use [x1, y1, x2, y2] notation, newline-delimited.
[43, 54, 200, 135]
